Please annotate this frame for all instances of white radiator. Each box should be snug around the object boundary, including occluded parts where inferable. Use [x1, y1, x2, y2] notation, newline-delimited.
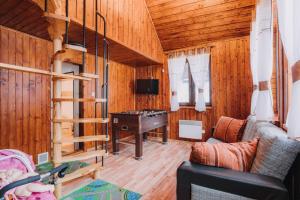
[179, 120, 203, 139]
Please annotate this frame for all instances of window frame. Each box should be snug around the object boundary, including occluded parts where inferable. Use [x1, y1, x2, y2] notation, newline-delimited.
[178, 58, 212, 107]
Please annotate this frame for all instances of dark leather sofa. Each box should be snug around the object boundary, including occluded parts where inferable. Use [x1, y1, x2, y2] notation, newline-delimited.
[177, 117, 300, 200]
[177, 153, 299, 200]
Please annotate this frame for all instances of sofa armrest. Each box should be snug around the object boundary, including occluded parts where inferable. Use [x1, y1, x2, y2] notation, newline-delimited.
[177, 161, 288, 200]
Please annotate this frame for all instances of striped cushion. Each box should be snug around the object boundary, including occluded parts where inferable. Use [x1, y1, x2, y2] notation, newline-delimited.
[214, 116, 247, 143]
[190, 138, 259, 172]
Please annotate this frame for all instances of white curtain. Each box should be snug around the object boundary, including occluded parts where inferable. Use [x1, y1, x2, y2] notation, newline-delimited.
[255, 0, 274, 121]
[188, 53, 210, 112]
[168, 56, 186, 111]
[250, 21, 259, 115]
[277, 0, 300, 138]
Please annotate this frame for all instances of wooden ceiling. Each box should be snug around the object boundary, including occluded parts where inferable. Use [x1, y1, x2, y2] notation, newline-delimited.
[0, 0, 161, 66]
[146, 0, 256, 51]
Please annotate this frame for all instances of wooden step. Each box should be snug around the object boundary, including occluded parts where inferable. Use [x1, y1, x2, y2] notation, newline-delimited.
[64, 44, 87, 53]
[52, 73, 91, 81]
[62, 150, 107, 163]
[60, 135, 109, 143]
[43, 12, 70, 22]
[52, 98, 107, 103]
[57, 162, 102, 184]
[53, 118, 109, 123]
[80, 73, 99, 79]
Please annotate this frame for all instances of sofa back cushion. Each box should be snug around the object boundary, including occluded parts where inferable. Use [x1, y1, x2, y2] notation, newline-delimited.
[242, 115, 270, 141]
[250, 124, 300, 181]
[190, 138, 259, 172]
[214, 116, 247, 143]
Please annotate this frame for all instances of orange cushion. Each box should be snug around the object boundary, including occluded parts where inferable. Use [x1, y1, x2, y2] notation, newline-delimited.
[190, 138, 259, 172]
[214, 116, 247, 143]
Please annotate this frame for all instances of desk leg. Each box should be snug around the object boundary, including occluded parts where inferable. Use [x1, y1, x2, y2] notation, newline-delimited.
[163, 125, 168, 144]
[135, 133, 143, 160]
[143, 132, 148, 141]
[112, 127, 120, 155]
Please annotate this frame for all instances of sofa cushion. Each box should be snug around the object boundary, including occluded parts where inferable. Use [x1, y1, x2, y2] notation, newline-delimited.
[214, 116, 247, 143]
[190, 138, 259, 172]
[251, 124, 300, 181]
[242, 115, 270, 141]
[206, 138, 223, 144]
[242, 115, 257, 141]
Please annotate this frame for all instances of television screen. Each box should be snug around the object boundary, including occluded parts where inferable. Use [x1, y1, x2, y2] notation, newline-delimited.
[136, 79, 159, 95]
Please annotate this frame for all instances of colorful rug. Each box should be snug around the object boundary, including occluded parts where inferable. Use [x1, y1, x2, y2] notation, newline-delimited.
[61, 180, 142, 200]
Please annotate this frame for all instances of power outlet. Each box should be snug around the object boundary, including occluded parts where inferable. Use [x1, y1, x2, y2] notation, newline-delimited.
[37, 152, 49, 165]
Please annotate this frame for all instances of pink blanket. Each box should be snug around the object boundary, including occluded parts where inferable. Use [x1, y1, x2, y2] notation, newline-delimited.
[0, 150, 56, 200]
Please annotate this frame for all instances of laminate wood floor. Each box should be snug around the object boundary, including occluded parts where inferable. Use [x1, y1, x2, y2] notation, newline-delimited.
[63, 137, 192, 200]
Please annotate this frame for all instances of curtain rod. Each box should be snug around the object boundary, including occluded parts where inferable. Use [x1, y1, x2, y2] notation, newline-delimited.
[164, 44, 216, 56]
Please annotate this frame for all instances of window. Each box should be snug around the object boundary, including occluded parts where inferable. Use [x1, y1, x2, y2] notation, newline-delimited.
[178, 60, 211, 106]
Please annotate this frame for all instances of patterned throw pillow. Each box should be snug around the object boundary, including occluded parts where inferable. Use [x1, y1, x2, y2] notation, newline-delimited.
[250, 125, 300, 180]
[190, 138, 259, 172]
[214, 116, 247, 143]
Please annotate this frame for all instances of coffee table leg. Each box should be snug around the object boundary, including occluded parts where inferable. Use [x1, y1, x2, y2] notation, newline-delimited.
[135, 133, 143, 160]
[112, 128, 120, 155]
[163, 125, 168, 144]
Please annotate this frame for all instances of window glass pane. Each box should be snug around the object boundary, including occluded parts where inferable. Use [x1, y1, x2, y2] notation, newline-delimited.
[178, 62, 190, 103]
[177, 58, 211, 105]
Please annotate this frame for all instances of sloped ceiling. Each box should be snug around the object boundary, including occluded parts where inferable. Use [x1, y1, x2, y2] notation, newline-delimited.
[146, 0, 256, 51]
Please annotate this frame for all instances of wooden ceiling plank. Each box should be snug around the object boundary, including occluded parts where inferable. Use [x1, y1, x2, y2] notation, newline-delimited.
[151, 0, 253, 20]
[148, 0, 199, 12]
[0, 1, 30, 25]
[0, 0, 21, 15]
[159, 22, 251, 41]
[162, 29, 250, 50]
[157, 14, 252, 37]
[152, 0, 255, 25]
[162, 27, 250, 44]
[155, 6, 253, 31]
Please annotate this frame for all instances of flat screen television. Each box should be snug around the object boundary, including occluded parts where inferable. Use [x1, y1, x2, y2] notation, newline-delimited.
[136, 79, 159, 95]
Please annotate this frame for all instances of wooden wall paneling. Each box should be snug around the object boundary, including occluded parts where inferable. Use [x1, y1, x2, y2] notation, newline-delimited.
[35, 38, 42, 156]
[29, 37, 36, 157]
[0, 28, 9, 149]
[22, 34, 30, 154]
[0, 27, 52, 161]
[8, 30, 16, 149]
[66, 0, 164, 63]
[15, 31, 23, 151]
[136, 37, 253, 140]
